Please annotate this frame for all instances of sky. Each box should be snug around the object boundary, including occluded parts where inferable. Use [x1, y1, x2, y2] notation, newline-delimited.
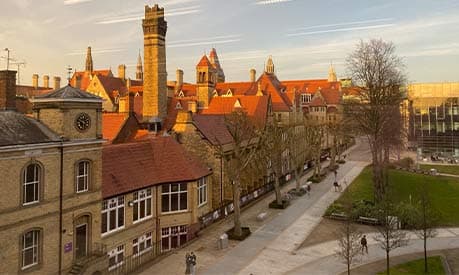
[1, 0, 459, 86]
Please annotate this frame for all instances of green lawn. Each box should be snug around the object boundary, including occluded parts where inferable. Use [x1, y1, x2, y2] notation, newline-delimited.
[420, 164, 459, 176]
[333, 166, 459, 226]
[376, 256, 445, 275]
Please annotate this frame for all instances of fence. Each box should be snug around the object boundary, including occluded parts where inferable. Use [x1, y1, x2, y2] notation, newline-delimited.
[109, 242, 161, 275]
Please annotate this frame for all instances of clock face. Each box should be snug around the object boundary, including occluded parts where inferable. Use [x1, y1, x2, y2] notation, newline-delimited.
[75, 113, 91, 132]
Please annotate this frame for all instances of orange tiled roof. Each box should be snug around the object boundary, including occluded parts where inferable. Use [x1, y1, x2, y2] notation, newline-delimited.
[70, 69, 113, 90]
[97, 75, 128, 103]
[197, 55, 212, 67]
[163, 97, 195, 131]
[102, 113, 128, 142]
[102, 136, 211, 198]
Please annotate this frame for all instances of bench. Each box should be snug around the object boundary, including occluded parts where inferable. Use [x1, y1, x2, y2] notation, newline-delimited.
[330, 212, 347, 220]
[358, 216, 379, 225]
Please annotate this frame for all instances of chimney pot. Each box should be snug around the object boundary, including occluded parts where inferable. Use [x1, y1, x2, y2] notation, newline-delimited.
[43, 75, 50, 88]
[53, 76, 61, 90]
[250, 69, 256, 82]
[32, 74, 39, 89]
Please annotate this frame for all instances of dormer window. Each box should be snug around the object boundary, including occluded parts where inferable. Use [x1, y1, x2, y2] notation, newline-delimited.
[212, 89, 219, 97]
[223, 89, 233, 97]
[175, 102, 182, 109]
[177, 90, 184, 98]
[301, 94, 312, 104]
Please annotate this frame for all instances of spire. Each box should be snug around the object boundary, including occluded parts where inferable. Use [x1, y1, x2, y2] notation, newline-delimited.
[328, 62, 337, 82]
[136, 50, 143, 81]
[85, 46, 93, 73]
[265, 55, 275, 74]
[208, 48, 225, 83]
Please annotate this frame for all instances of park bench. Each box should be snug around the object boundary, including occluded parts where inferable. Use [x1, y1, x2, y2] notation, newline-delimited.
[330, 212, 347, 220]
[358, 216, 379, 225]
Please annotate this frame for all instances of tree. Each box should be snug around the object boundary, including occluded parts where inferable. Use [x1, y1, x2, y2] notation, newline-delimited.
[335, 200, 362, 275]
[345, 39, 406, 202]
[413, 182, 439, 273]
[287, 119, 308, 193]
[373, 194, 408, 274]
[218, 111, 263, 237]
[304, 117, 326, 179]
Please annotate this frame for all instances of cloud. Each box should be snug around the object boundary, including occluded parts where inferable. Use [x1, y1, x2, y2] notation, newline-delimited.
[63, 0, 93, 5]
[290, 18, 394, 31]
[169, 34, 241, 45]
[96, 6, 201, 25]
[168, 39, 241, 48]
[287, 23, 395, 37]
[65, 48, 126, 56]
[255, 0, 293, 5]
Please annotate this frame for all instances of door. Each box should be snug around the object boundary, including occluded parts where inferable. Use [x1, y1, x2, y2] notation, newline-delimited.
[75, 224, 88, 259]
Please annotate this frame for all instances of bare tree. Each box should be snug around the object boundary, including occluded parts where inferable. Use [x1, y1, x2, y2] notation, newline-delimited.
[373, 195, 408, 274]
[287, 119, 308, 193]
[414, 182, 439, 273]
[335, 201, 362, 275]
[218, 111, 264, 237]
[304, 117, 326, 179]
[345, 39, 406, 202]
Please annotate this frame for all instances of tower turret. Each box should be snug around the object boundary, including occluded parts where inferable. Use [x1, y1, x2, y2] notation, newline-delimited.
[196, 55, 216, 109]
[136, 51, 143, 81]
[85, 46, 93, 73]
[328, 63, 337, 82]
[209, 48, 225, 83]
[265, 56, 275, 74]
[142, 4, 168, 127]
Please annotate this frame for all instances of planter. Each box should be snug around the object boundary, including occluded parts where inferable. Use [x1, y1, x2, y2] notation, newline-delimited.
[269, 199, 290, 209]
[226, 227, 251, 241]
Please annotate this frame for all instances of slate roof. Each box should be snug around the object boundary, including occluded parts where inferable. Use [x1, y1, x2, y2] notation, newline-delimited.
[35, 85, 102, 101]
[102, 136, 212, 198]
[192, 115, 233, 145]
[0, 111, 60, 146]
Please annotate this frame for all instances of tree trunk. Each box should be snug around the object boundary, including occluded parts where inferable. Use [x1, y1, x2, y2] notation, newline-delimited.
[330, 135, 337, 169]
[233, 179, 242, 237]
[274, 176, 282, 205]
[386, 249, 390, 275]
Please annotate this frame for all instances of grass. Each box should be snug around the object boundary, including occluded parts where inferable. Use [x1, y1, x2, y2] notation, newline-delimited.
[420, 164, 459, 175]
[376, 256, 445, 275]
[332, 166, 459, 226]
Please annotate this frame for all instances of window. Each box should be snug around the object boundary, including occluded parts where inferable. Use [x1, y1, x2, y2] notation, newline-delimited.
[22, 230, 40, 269]
[108, 245, 124, 271]
[133, 232, 152, 256]
[197, 178, 207, 206]
[101, 196, 125, 235]
[161, 225, 187, 252]
[133, 188, 152, 223]
[23, 163, 40, 205]
[161, 183, 187, 213]
[301, 94, 311, 104]
[76, 161, 90, 193]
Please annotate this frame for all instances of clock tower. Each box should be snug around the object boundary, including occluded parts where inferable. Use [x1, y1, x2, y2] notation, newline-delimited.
[32, 84, 103, 141]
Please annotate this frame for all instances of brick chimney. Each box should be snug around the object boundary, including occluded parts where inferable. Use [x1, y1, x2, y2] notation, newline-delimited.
[176, 69, 183, 92]
[250, 68, 256, 82]
[118, 64, 126, 80]
[43, 75, 50, 88]
[32, 74, 39, 89]
[53, 76, 61, 90]
[0, 70, 17, 110]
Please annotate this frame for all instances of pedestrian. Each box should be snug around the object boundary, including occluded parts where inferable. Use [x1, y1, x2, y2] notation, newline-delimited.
[185, 253, 192, 275]
[306, 184, 311, 196]
[190, 252, 197, 275]
[360, 235, 368, 254]
[333, 181, 339, 192]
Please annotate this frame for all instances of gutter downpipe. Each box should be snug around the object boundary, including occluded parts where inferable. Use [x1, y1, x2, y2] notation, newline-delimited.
[58, 138, 64, 274]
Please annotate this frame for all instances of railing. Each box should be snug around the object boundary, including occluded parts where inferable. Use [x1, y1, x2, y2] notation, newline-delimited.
[109, 242, 162, 275]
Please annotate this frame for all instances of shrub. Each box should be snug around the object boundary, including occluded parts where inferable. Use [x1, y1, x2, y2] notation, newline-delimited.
[396, 202, 419, 229]
[349, 200, 378, 220]
[325, 202, 344, 216]
[398, 157, 415, 169]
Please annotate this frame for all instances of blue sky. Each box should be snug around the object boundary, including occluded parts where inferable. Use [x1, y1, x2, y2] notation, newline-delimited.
[1, 0, 459, 85]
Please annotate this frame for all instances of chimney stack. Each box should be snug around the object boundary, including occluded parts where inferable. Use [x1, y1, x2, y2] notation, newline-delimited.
[118, 64, 126, 80]
[128, 92, 135, 114]
[176, 69, 183, 91]
[0, 70, 17, 110]
[75, 75, 82, 89]
[53, 76, 61, 90]
[43, 75, 50, 88]
[188, 101, 197, 113]
[250, 68, 256, 82]
[32, 74, 39, 89]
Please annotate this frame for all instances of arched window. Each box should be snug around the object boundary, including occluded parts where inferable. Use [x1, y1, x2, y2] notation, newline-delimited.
[76, 160, 90, 193]
[22, 229, 40, 269]
[23, 163, 41, 205]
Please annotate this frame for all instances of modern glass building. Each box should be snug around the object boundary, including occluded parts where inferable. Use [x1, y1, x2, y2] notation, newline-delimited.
[408, 83, 459, 157]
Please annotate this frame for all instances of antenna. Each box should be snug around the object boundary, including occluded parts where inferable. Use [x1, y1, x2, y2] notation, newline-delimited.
[10, 61, 26, 85]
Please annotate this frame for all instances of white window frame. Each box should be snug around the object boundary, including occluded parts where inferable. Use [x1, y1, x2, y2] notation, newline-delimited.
[301, 93, 311, 104]
[161, 225, 188, 252]
[133, 188, 152, 223]
[161, 183, 188, 213]
[76, 161, 90, 193]
[198, 178, 207, 207]
[101, 196, 125, 236]
[108, 245, 124, 271]
[23, 164, 40, 205]
[133, 232, 152, 257]
[22, 230, 39, 270]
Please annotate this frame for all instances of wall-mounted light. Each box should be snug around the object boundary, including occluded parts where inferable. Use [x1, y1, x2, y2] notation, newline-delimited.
[128, 201, 134, 207]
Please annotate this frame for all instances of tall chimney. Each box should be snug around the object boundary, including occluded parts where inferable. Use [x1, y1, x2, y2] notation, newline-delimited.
[176, 69, 183, 91]
[250, 68, 256, 82]
[75, 75, 82, 89]
[118, 64, 126, 80]
[53, 76, 61, 90]
[0, 70, 17, 110]
[43, 75, 49, 88]
[32, 74, 39, 89]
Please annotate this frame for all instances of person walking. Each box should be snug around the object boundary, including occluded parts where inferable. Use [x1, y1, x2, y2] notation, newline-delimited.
[185, 253, 192, 275]
[360, 235, 368, 254]
[333, 181, 339, 192]
[190, 252, 197, 275]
